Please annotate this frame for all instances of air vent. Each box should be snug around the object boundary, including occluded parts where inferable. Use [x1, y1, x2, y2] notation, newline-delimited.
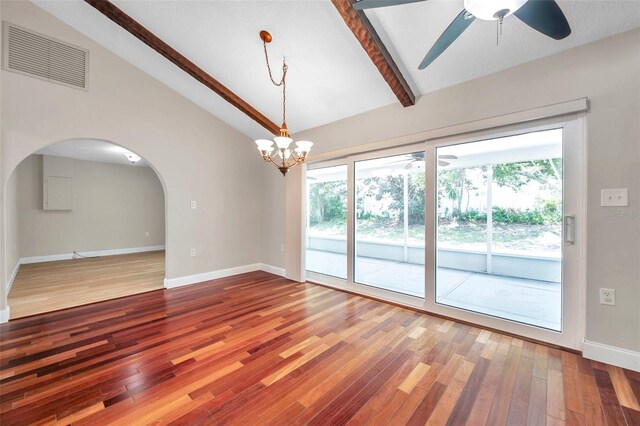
[3, 22, 88, 89]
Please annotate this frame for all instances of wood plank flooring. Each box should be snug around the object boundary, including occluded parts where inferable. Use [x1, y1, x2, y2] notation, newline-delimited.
[8, 251, 165, 319]
[1, 270, 638, 425]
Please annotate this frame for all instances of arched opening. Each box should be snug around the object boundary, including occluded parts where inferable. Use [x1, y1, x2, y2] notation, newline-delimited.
[4, 139, 167, 319]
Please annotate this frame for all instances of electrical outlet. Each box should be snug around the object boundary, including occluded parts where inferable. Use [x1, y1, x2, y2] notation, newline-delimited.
[190, 248, 196, 257]
[280, 244, 285, 253]
[599, 288, 615, 306]
[601, 189, 628, 207]
[145, 231, 150, 237]
[191, 200, 197, 210]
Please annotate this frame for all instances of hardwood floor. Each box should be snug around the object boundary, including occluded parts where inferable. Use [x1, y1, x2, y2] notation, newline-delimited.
[7, 251, 165, 319]
[1, 271, 638, 425]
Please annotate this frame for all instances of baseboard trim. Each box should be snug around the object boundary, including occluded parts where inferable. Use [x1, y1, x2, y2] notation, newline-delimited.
[7, 261, 20, 294]
[0, 307, 10, 323]
[259, 263, 286, 277]
[583, 340, 640, 372]
[164, 263, 286, 289]
[20, 245, 166, 265]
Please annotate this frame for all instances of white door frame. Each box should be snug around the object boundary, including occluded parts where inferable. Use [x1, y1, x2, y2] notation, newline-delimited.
[424, 115, 586, 350]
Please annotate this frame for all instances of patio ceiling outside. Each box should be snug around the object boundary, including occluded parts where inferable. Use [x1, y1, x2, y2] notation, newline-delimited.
[308, 128, 562, 183]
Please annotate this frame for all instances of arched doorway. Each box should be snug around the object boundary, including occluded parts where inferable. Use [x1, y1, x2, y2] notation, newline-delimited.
[4, 139, 168, 319]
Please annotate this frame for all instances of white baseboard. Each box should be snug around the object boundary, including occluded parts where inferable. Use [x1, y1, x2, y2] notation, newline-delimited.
[0, 307, 10, 323]
[259, 263, 286, 277]
[20, 245, 166, 265]
[7, 261, 21, 294]
[583, 339, 640, 372]
[164, 263, 286, 289]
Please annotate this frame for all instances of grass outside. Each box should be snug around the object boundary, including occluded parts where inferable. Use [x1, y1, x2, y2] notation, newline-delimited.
[309, 219, 561, 252]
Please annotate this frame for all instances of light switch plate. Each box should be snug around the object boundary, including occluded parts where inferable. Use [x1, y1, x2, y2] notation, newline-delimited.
[601, 188, 628, 207]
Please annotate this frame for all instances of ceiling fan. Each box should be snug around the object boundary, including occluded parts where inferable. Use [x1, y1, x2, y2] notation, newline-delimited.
[354, 0, 572, 70]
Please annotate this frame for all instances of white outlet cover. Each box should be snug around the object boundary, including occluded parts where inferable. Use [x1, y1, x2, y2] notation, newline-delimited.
[191, 200, 197, 209]
[599, 288, 615, 306]
[190, 248, 196, 257]
[601, 188, 628, 207]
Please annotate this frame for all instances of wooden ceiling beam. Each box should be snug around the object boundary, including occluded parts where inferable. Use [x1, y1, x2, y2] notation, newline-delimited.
[85, 0, 281, 135]
[332, 0, 416, 107]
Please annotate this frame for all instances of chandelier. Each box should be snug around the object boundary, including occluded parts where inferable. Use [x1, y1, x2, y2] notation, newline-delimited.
[255, 30, 313, 176]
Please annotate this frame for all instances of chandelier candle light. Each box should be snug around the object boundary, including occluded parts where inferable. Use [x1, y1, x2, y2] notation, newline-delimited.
[255, 30, 313, 176]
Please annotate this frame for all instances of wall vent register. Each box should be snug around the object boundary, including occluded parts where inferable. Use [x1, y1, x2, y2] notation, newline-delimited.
[3, 22, 88, 89]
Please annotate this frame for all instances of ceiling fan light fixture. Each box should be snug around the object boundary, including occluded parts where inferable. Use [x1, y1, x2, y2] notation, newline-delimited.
[464, 0, 527, 21]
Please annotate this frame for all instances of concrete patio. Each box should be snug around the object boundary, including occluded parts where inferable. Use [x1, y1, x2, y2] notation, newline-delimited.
[306, 249, 561, 331]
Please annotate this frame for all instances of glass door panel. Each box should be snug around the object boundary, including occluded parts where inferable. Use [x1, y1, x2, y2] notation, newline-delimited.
[435, 129, 563, 331]
[354, 152, 425, 297]
[306, 165, 347, 279]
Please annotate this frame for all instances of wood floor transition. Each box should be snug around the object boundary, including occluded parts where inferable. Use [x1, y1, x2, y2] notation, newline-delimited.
[7, 251, 165, 319]
[0, 271, 638, 425]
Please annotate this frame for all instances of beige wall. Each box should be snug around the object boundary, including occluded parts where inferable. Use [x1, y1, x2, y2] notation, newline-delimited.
[260, 168, 286, 268]
[4, 171, 18, 288]
[14, 155, 164, 258]
[0, 0, 5, 317]
[1, 1, 263, 311]
[272, 29, 640, 352]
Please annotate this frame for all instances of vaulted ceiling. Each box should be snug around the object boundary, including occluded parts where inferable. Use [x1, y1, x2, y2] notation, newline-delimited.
[34, 1, 640, 140]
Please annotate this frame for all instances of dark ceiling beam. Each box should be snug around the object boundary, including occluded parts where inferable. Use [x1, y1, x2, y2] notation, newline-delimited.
[84, 0, 281, 135]
[332, 0, 415, 107]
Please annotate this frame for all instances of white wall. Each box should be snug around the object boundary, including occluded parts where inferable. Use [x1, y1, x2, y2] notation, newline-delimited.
[270, 30, 640, 354]
[14, 154, 164, 258]
[0, 1, 264, 311]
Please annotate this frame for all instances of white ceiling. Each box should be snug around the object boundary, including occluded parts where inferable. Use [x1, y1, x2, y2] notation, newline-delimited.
[366, 0, 640, 95]
[33, 1, 640, 141]
[36, 139, 150, 167]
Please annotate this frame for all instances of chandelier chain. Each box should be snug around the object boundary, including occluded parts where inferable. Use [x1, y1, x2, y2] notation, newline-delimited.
[263, 40, 288, 125]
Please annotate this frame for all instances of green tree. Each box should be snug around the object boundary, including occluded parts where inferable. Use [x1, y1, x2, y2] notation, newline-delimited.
[493, 159, 562, 192]
[359, 172, 425, 226]
[437, 167, 479, 216]
[308, 181, 346, 225]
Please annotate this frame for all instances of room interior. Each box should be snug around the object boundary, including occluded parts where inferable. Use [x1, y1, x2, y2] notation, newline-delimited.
[0, 0, 638, 425]
[6, 139, 166, 318]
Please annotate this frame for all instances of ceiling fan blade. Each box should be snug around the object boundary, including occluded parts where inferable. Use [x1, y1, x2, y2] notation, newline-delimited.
[438, 154, 458, 160]
[419, 10, 475, 70]
[513, 0, 571, 40]
[353, 0, 427, 11]
[438, 160, 450, 167]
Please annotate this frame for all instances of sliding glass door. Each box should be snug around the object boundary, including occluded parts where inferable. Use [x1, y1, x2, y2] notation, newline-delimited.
[354, 153, 425, 297]
[305, 117, 584, 349]
[434, 129, 563, 331]
[306, 165, 347, 279]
